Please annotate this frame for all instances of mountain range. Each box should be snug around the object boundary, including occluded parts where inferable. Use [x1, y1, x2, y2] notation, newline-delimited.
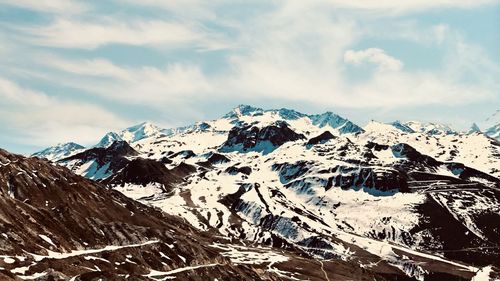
[3, 105, 499, 280]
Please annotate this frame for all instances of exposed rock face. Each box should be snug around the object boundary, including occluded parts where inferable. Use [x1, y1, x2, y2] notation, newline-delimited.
[225, 165, 252, 176]
[220, 121, 305, 154]
[103, 158, 194, 192]
[306, 131, 336, 146]
[273, 161, 408, 193]
[206, 153, 231, 164]
[59, 141, 138, 180]
[169, 149, 196, 159]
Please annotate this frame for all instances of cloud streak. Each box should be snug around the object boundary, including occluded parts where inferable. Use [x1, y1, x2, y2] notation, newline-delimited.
[0, 78, 128, 146]
[344, 48, 403, 71]
[0, 0, 88, 14]
[20, 18, 229, 50]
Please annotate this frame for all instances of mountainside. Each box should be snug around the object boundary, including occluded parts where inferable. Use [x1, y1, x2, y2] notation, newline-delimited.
[0, 148, 411, 280]
[30, 105, 500, 280]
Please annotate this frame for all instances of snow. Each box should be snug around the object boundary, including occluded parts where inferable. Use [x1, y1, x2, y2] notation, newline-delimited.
[31, 142, 84, 161]
[11, 264, 32, 274]
[17, 272, 48, 280]
[430, 190, 500, 241]
[403, 121, 455, 135]
[113, 183, 165, 200]
[485, 123, 500, 139]
[84, 256, 111, 263]
[211, 243, 289, 265]
[471, 266, 493, 281]
[95, 122, 164, 148]
[38, 234, 56, 247]
[28, 240, 159, 261]
[2, 257, 15, 264]
[145, 263, 219, 278]
[360, 121, 500, 177]
[336, 231, 477, 273]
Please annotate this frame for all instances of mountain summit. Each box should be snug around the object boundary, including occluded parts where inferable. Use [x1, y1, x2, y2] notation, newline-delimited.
[95, 121, 164, 148]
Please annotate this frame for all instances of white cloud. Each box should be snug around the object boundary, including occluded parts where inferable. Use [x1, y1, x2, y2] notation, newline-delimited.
[344, 48, 403, 71]
[297, 0, 500, 13]
[150, 0, 500, 17]
[118, 0, 217, 20]
[0, 78, 128, 146]
[0, 0, 88, 14]
[21, 18, 228, 50]
[432, 24, 450, 45]
[44, 56, 132, 80]
[28, 3, 497, 111]
[1, 0, 498, 149]
[37, 56, 213, 105]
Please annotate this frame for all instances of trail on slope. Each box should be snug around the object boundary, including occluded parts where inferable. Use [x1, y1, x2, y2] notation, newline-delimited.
[318, 260, 331, 281]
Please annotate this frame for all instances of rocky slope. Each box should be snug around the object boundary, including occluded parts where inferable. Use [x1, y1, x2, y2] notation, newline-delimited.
[0, 148, 418, 281]
[31, 105, 500, 281]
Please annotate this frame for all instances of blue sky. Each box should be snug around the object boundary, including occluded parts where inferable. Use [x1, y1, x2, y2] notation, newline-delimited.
[0, 0, 499, 153]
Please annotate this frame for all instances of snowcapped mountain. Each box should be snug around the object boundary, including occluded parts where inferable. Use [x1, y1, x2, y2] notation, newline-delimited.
[31, 142, 84, 161]
[309, 111, 364, 134]
[362, 120, 500, 177]
[223, 104, 364, 135]
[399, 121, 456, 135]
[96, 121, 164, 148]
[31, 105, 500, 280]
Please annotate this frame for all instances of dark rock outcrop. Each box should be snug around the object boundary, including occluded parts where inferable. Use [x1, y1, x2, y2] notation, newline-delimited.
[103, 159, 196, 192]
[58, 141, 138, 179]
[225, 165, 252, 176]
[307, 131, 336, 146]
[207, 153, 231, 164]
[220, 121, 306, 154]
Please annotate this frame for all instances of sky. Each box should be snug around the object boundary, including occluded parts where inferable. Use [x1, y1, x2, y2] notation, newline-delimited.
[0, 0, 499, 153]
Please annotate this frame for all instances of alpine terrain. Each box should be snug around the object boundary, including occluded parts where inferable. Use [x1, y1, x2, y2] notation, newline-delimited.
[4, 105, 499, 280]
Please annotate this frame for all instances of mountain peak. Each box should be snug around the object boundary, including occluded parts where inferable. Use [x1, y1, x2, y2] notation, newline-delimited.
[273, 108, 306, 120]
[403, 121, 455, 135]
[390, 120, 416, 133]
[223, 104, 264, 119]
[31, 142, 85, 161]
[309, 111, 364, 134]
[468, 123, 481, 134]
[95, 131, 123, 148]
[95, 122, 163, 148]
[128, 121, 157, 130]
[124, 121, 162, 139]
